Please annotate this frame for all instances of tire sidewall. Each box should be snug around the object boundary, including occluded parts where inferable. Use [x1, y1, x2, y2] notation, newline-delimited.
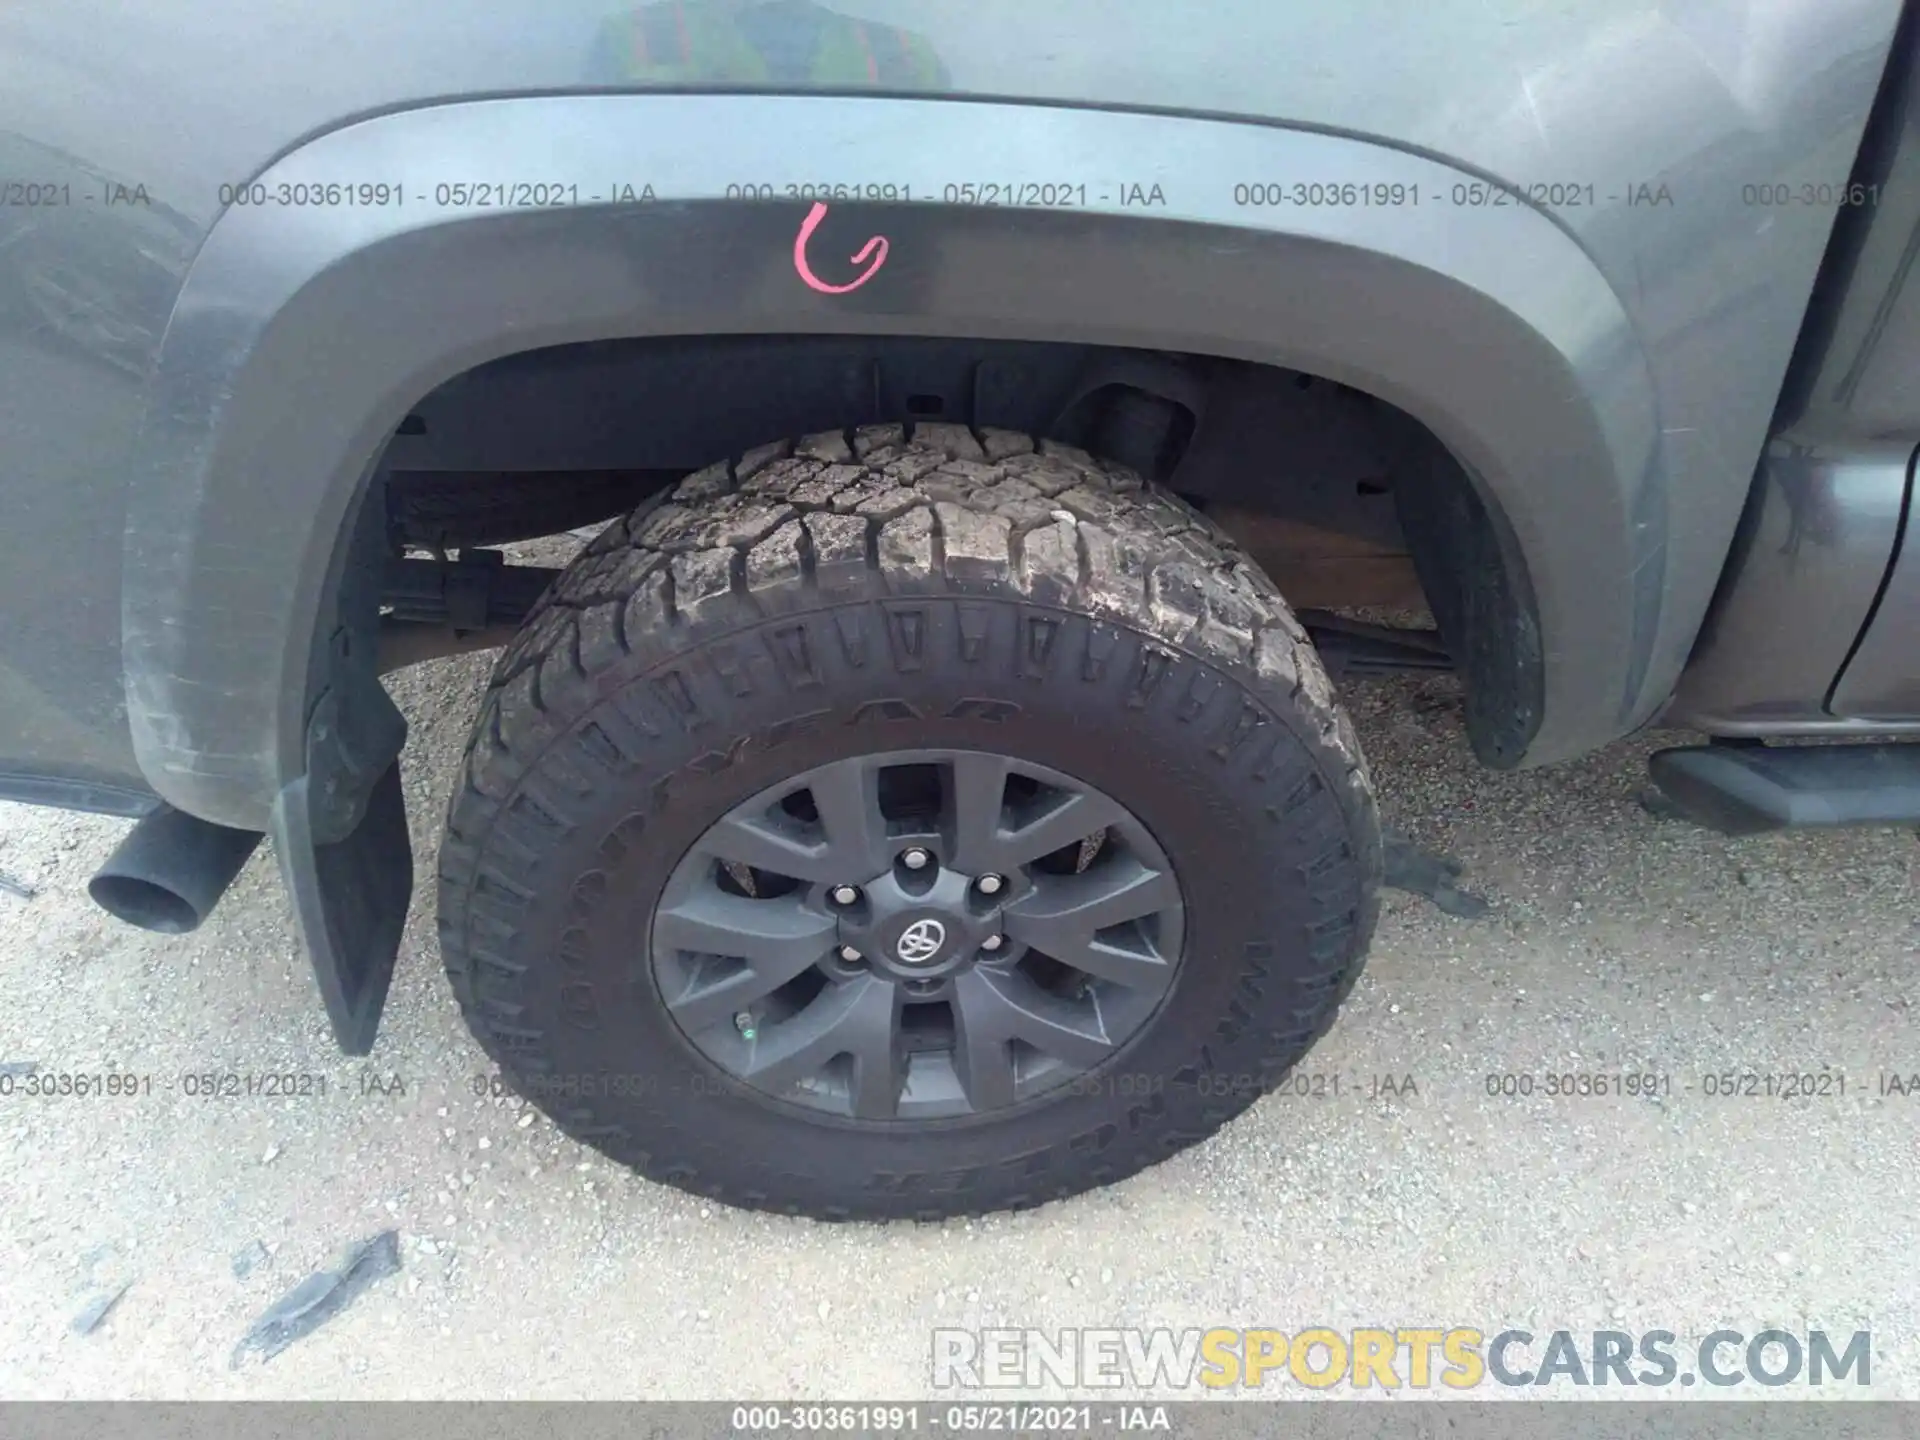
[446, 590, 1376, 1210]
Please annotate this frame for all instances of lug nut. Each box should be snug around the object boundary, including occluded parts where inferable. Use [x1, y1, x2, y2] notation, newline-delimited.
[980, 935, 1004, 952]
[838, 945, 864, 964]
[830, 885, 860, 906]
[901, 847, 932, 871]
[977, 873, 1006, 896]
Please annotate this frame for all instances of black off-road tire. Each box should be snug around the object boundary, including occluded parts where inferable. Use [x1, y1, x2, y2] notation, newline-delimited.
[437, 423, 1381, 1220]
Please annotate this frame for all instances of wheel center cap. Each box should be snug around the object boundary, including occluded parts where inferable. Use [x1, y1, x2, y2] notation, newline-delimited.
[894, 917, 948, 966]
[842, 867, 994, 980]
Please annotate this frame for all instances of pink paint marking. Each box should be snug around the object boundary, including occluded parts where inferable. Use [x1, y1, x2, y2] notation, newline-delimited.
[793, 202, 889, 294]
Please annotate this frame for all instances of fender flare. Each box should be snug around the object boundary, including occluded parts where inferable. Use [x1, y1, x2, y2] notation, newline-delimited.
[125, 93, 1662, 830]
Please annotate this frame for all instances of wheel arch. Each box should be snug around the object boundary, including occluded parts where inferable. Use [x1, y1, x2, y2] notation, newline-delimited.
[124, 92, 1662, 831]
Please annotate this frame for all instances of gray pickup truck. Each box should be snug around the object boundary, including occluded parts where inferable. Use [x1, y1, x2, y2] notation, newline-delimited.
[3, 0, 1917, 1220]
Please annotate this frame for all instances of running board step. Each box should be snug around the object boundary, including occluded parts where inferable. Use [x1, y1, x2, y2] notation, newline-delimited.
[1648, 742, 1920, 835]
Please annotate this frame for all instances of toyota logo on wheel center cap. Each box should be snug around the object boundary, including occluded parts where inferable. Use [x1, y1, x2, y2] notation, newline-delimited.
[895, 918, 947, 965]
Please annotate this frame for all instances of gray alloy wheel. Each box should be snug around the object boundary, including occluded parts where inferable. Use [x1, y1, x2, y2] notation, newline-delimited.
[649, 749, 1185, 1121]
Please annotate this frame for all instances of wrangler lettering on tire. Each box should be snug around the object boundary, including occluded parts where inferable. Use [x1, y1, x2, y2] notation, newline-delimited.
[437, 423, 1381, 1219]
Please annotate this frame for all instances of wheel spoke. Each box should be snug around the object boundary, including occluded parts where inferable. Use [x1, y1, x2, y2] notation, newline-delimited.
[741, 976, 903, 1117]
[952, 994, 1019, 1112]
[660, 955, 819, 1035]
[1046, 935, 1176, 992]
[846, 1015, 908, 1119]
[806, 757, 892, 878]
[653, 891, 836, 967]
[1002, 856, 1181, 989]
[1000, 788, 1128, 869]
[953, 967, 1117, 1081]
[946, 752, 1014, 872]
[947, 756, 1127, 873]
[698, 812, 842, 885]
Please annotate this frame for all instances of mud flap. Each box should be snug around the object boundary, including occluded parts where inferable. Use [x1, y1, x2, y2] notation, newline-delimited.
[269, 761, 412, 1054]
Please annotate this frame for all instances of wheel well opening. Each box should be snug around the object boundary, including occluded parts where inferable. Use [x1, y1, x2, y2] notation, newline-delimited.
[380, 331, 1414, 569]
[371, 331, 1536, 758]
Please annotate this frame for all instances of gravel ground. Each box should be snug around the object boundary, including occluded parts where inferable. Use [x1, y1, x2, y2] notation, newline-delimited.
[1, 637, 1916, 1400]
